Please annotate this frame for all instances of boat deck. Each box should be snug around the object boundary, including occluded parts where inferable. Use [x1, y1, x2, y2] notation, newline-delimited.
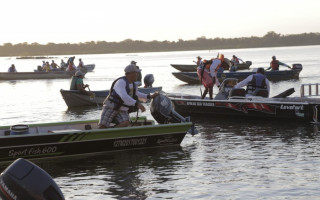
[0, 119, 154, 137]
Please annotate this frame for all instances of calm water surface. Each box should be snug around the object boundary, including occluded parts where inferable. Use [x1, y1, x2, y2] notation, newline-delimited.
[1, 46, 320, 199]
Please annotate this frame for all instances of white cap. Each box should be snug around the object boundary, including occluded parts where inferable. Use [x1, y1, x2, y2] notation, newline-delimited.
[124, 64, 141, 73]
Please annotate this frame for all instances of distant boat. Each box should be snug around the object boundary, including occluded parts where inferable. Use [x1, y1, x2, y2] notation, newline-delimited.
[171, 59, 252, 72]
[34, 64, 95, 73]
[16, 56, 57, 59]
[172, 64, 303, 84]
[83, 64, 95, 72]
[0, 71, 72, 80]
[60, 86, 163, 107]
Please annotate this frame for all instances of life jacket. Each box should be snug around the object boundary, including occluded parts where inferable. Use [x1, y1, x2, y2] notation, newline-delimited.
[246, 74, 267, 93]
[8, 67, 15, 72]
[270, 60, 279, 70]
[202, 59, 212, 69]
[232, 58, 239, 65]
[106, 76, 138, 112]
[68, 63, 75, 71]
[70, 76, 79, 90]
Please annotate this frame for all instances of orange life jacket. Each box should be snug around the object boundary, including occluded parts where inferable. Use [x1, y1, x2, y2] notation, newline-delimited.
[270, 60, 279, 70]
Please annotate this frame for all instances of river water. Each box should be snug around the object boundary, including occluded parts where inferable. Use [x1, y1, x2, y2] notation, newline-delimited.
[0, 45, 320, 199]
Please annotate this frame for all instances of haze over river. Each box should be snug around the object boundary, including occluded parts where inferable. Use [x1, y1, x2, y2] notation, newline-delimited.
[1, 45, 320, 199]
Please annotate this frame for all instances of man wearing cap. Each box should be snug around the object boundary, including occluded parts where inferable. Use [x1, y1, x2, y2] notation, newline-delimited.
[131, 60, 142, 84]
[194, 56, 202, 66]
[99, 64, 158, 129]
[70, 71, 92, 95]
[234, 67, 270, 97]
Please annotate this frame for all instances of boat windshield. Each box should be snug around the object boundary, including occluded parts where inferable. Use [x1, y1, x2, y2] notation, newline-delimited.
[220, 78, 238, 93]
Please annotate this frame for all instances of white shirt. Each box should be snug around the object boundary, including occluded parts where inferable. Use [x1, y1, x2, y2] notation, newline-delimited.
[113, 79, 148, 111]
[234, 74, 270, 96]
[209, 59, 222, 77]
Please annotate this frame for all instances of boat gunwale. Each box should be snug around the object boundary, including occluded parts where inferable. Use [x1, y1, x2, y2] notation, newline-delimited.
[0, 119, 192, 138]
[169, 96, 312, 105]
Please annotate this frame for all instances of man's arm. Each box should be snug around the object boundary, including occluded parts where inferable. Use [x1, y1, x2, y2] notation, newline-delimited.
[279, 61, 291, 68]
[234, 75, 253, 88]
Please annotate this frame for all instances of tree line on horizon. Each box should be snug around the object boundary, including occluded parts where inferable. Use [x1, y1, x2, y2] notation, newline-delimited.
[0, 31, 319, 57]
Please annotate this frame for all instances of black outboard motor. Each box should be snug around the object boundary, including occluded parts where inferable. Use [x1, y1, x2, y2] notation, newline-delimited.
[0, 158, 65, 200]
[292, 63, 303, 70]
[245, 61, 252, 66]
[144, 74, 154, 88]
[150, 94, 198, 135]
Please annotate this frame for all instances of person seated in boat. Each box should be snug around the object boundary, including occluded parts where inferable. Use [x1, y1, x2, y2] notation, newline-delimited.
[230, 55, 244, 66]
[77, 58, 87, 73]
[234, 67, 270, 97]
[41, 61, 46, 70]
[197, 59, 214, 99]
[98, 64, 159, 129]
[70, 71, 92, 96]
[50, 60, 60, 71]
[193, 56, 202, 66]
[66, 59, 76, 74]
[8, 64, 17, 73]
[44, 61, 52, 72]
[60, 59, 66, 70]
[229, 64, 237, 72]
[266, 56, 291, 71]
[131, 60, 142, 85]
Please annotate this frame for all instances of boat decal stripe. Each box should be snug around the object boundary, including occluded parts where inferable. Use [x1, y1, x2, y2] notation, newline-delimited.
[59, 133, 77, 142]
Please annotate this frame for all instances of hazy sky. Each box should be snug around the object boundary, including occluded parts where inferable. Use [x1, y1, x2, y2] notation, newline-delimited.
[1, 0, 320, 45]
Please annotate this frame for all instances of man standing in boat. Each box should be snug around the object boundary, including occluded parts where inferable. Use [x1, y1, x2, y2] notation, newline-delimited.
[197, 58, 213, 99]
[194, 56, 202, 66]
[267, 56, 291, 71]
[209, 53, 225, 87]
[98, 64, 158, 129]
[234, 67, 270, 97]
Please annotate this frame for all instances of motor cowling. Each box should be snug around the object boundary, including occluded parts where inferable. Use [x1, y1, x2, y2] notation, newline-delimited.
[150, 94, 198, 135]
[0, 158, 65, 200]
[292, 64, 303, 70]
[150, 94, 188, 124]
[144, 74, 154, 88]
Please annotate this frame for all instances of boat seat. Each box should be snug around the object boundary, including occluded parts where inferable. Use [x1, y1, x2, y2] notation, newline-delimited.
[252, 89, 269, 97]
[229, 88, 246, 97]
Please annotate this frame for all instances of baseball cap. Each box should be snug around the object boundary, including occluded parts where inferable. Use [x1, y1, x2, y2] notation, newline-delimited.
[130, 60, 137, 64]
[125, 64, 141, 73]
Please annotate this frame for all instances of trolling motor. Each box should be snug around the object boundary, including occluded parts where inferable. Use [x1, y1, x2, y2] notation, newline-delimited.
[0, 158, 65, 200]
[150, 94, 198, 135]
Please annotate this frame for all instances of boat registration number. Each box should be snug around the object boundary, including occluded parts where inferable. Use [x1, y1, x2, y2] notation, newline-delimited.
[186, 101, 215, 107]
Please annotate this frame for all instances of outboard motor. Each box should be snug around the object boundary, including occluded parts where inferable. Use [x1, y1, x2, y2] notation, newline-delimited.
[144, 74, 154, 88]
[0, 158, 65, 200]
[292, 64, 303, 70]
[245, 61, 252, 66]
[150, 94, 198, 135]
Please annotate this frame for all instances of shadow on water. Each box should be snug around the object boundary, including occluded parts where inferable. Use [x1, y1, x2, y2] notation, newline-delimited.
[0, 146, 191, 199]
[192, 115, 320, 143]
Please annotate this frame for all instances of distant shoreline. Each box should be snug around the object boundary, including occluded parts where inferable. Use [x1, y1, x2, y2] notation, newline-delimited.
[1, 31, 319, 57]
